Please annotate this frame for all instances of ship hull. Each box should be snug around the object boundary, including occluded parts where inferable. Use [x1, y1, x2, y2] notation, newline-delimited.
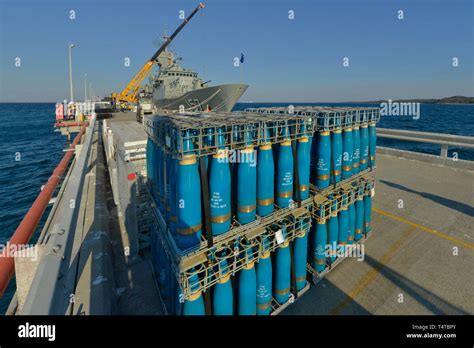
[154, 84, 248, 112]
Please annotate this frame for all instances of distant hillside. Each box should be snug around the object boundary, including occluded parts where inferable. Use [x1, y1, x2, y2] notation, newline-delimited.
[364, 96, 474, 104]
[436, 96, 474, 104]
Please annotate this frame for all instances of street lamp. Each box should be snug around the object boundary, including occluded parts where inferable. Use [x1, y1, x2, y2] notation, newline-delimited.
[84, 73, 87, 101]
[68, 43, 75, 102]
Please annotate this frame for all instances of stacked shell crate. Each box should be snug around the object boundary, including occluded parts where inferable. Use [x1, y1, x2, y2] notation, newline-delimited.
[247, 107, 379, 284]
[144, 106, 379, 315]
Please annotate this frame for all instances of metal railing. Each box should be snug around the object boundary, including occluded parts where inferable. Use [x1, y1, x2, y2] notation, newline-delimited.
[0, 123, 89, 300]
[377, 128, 474, 158]
[19, 119, 96, 314]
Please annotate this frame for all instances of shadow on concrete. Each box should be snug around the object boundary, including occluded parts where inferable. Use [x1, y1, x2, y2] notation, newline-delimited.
[280, 277, 371, 315]
[364, 255, 469, 315]
[100, 123, 162, 315]
[117, 182, 164, 315]
[283, 253, 468, 315]
[379, 180, 474, 217]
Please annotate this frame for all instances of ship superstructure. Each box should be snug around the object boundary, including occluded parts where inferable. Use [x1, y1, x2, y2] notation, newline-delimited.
[151, 48, 247, 112]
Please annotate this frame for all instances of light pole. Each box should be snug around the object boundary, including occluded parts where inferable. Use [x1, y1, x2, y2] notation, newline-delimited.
[89, 83, 92, 102]
[68, 43, 75, 102]
[84, 74, 87, 101]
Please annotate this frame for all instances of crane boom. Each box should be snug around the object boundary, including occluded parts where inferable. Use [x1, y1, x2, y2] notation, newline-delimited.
[112, 2, 205, 105]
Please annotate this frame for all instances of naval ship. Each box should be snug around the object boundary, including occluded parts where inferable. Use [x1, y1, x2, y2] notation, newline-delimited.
[112, 2, 247, 114]
[150, 48, 248, 112]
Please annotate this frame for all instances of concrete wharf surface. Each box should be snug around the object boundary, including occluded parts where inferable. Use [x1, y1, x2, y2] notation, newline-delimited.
[102, 113, 163, 314]
[283, 152, 474, 315]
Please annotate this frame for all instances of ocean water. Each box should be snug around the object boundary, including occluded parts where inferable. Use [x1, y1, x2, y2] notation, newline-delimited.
[0, 102, 472, 313]
[0, 103, 67, 313]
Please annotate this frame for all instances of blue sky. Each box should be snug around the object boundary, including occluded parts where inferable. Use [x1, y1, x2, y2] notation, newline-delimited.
[0, 0, 472, 102]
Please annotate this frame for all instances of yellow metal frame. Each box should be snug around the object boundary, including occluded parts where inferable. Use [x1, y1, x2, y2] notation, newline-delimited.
[112, 61, 155, 103]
